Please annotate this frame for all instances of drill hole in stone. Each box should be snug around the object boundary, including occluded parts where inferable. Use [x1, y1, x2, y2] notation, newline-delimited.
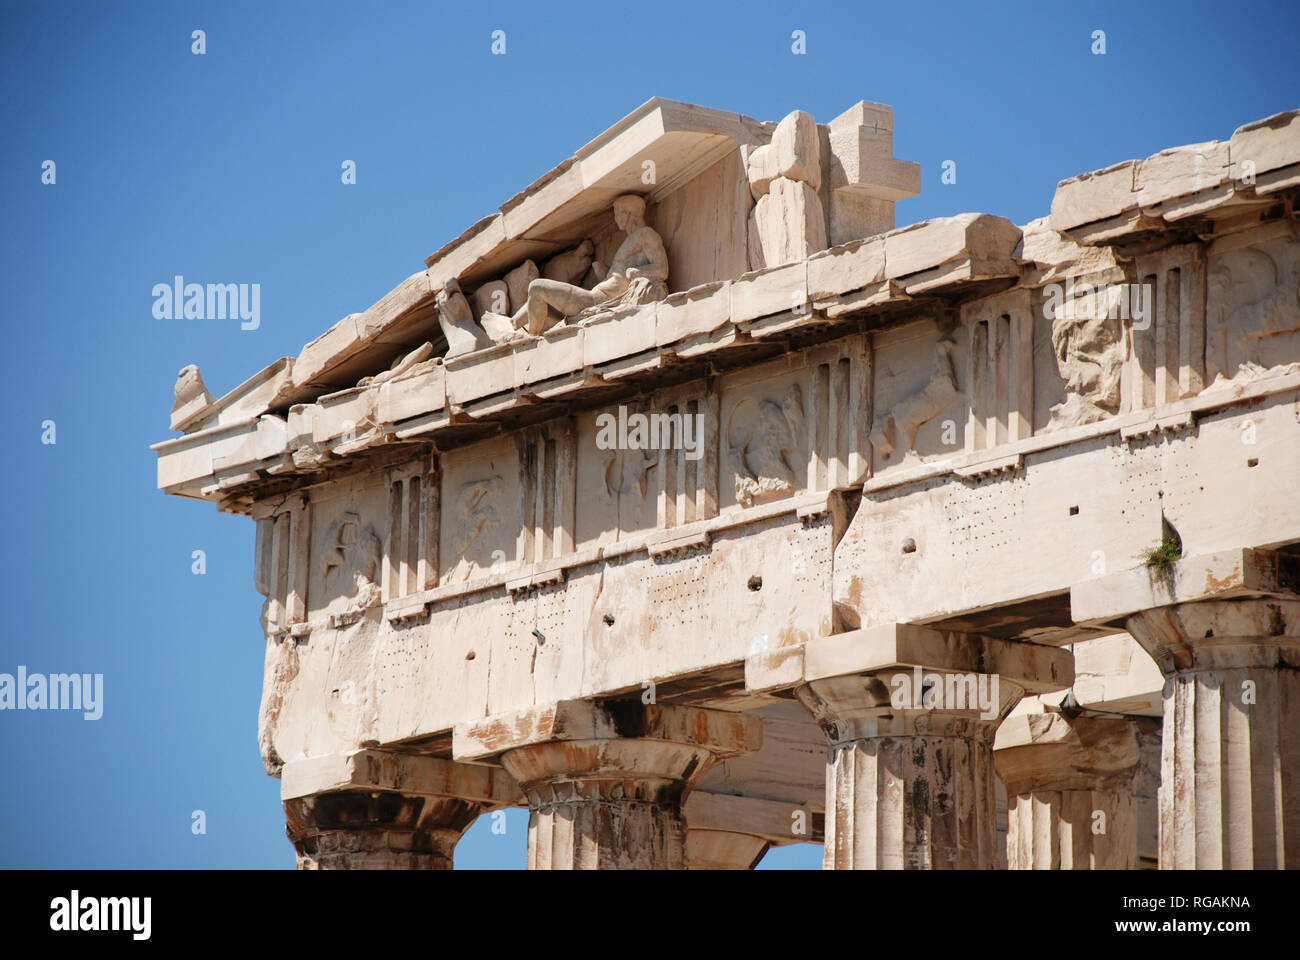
[901, 538, 917, 554]
[465, 651, 476, 661]
[747, 576, 762, 592]
[1247, 458, 1259, 468]
[1069, 505, 1079, 516]
[603, 613, 615, 626]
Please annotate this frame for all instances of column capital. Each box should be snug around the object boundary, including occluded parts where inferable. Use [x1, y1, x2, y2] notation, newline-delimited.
[995, 711, 1142, 869]
[1126, 598, 1300, 674]
[283, 790, 479, 870]
[747, 625, 1072, 741]
[755, 627, 1072, 869]
[1073, 549, 1300, 869]
[454, 700, 762, 869]
[995, 711, 1141, 793]
[280, 750, 514, 870]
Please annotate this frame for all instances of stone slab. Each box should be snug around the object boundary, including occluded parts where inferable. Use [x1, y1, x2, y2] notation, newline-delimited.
[454, 700, 762, 763]
[1071, 548, 1300, 626]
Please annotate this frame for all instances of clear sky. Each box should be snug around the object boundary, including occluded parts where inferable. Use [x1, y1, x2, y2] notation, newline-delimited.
[1, 0, 1296, 869]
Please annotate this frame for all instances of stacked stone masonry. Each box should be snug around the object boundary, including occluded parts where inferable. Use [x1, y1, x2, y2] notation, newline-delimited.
[155, 98, 1300, 869]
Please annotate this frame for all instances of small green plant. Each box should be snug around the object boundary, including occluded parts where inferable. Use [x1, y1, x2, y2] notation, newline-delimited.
[1139, 535, 1182, 574]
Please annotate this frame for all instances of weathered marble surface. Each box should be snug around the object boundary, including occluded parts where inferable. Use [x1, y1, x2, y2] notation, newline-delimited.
[154, 102, 1300, 869]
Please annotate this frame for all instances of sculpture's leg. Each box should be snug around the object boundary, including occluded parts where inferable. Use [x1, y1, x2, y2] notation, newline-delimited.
[521, 279, 601, 335]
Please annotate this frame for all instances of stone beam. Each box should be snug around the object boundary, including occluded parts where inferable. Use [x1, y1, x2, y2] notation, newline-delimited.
[1049, 110, 1299, 245]
[1069, 632, 1164, 716]
[281, 748, 521, 807]
[1072, 547, 1300, 628]
[747, 624, 1074, 697]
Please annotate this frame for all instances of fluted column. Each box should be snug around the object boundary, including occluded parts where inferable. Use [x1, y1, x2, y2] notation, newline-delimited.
[1126, 598, 1300, 868]
[1072, 547, 1300, 869]
[749, 624, 1073, 870]
[995, 712, 1140, 869]
[455, 699, 761, 870]
[279, 748, 519, 870]
[801, 670, 1024, 869]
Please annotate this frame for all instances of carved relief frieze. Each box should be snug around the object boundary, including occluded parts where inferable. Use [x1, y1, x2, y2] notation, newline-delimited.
[872, 337, 961, 460]
[1044, 280, 1124, 430]
[869, 319, 967, 470]
[253, 493, 312, 640]
[728, 384, 805, 507]
[320, 510, 382, 627]
[445, 475, 505, 582]
[1206, 231, 1300, 385]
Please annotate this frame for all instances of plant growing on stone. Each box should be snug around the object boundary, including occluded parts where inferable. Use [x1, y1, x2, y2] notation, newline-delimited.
[1139, 535, 1182, 574]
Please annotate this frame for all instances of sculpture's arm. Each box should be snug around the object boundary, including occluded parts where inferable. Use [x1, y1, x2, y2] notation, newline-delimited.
[609, 229, 669, 283]
[636, 230, 669, 282]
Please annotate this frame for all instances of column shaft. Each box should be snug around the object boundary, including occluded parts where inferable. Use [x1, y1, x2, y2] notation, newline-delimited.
[825, 732, 999, 869]
[1127, 598, 1300, 868]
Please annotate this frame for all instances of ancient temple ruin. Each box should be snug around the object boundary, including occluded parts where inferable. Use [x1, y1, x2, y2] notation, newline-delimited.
[154, 98, 1300, 869]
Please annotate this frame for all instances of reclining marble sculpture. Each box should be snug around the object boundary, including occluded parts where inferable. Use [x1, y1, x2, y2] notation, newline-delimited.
[488, 193, 669, 337]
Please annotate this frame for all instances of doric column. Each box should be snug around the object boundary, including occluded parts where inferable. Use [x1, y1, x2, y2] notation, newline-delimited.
[748, 624, 1072, 869]
[995, 711, 1141, 869]
[1073, 548, 1300, 869]
[455, 700, 761, 870]
[280, 749, 519, 870]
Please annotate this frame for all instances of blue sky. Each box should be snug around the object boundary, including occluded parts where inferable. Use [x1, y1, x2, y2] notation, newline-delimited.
[1, 0, 1295, 869]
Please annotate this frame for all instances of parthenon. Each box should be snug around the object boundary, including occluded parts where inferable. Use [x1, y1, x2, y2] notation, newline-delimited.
[154, 98, 1300, 869]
